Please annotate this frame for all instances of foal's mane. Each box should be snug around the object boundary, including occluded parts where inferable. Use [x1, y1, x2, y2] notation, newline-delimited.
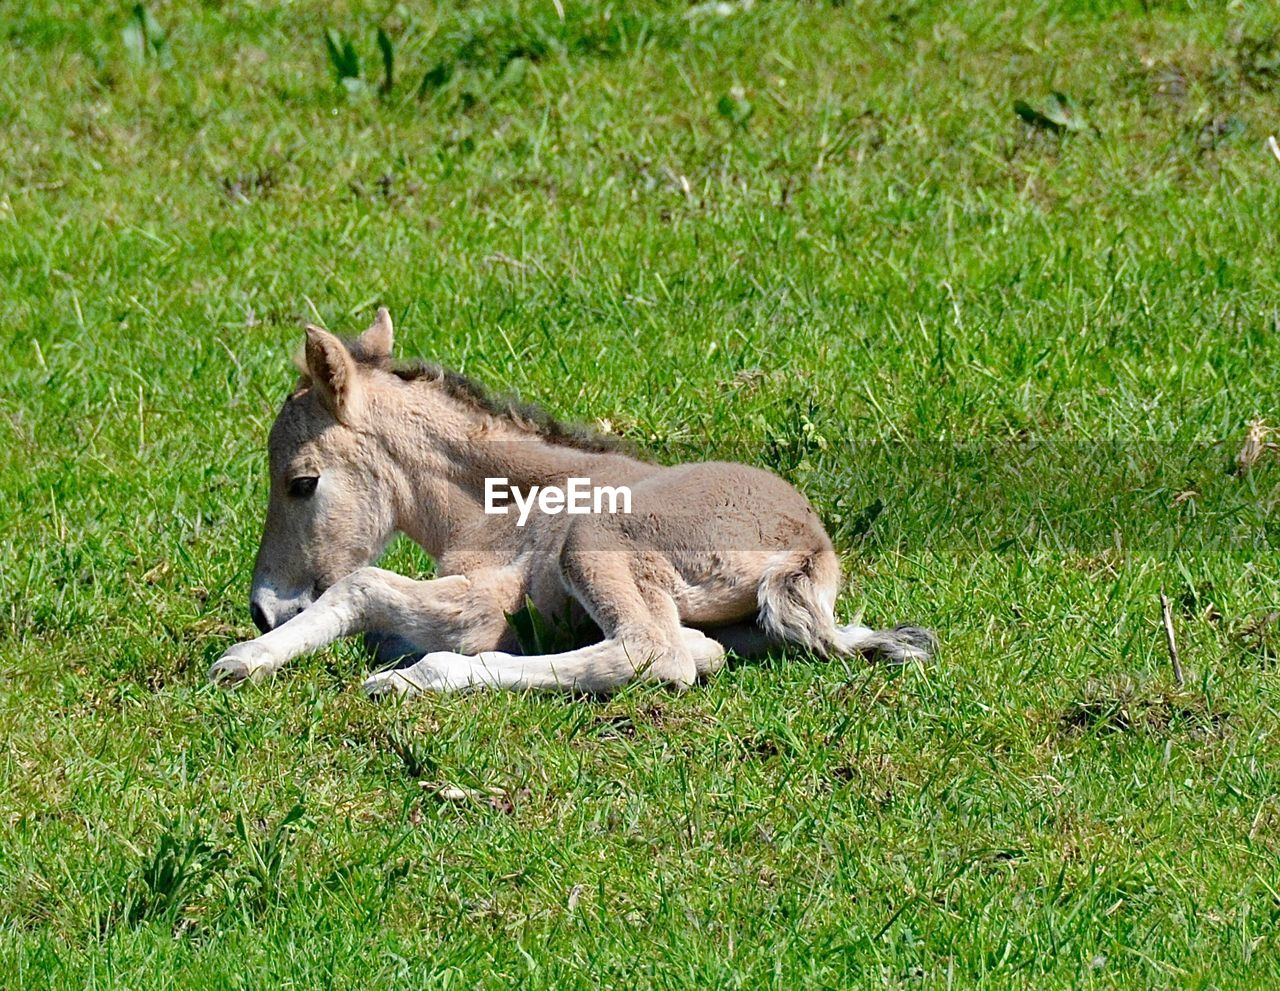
[352, 347, 633, 456]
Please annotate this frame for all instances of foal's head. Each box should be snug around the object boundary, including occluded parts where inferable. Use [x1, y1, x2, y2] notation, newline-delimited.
[249, 309, 399, 632]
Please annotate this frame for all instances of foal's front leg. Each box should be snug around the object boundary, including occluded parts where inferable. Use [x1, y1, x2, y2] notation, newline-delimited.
[208, 568, 509, 685]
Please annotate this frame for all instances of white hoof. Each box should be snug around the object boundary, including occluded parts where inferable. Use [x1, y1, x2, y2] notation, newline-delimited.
[362, 669, 423, 699]
[682, 628, 727, 678]
[208, 642, 276, 686]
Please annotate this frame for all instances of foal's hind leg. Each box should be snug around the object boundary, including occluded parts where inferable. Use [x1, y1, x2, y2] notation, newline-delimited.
[363, 628, 727, 696]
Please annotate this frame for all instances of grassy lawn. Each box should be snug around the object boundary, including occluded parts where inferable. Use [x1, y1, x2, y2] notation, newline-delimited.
[3, 0, 1280, 985]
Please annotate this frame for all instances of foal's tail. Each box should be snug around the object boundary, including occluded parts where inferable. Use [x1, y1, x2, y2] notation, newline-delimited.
[756, 551, 937, 664]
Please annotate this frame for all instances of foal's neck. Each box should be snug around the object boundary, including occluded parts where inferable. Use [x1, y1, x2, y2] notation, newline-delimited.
[373, 378, 625, 557]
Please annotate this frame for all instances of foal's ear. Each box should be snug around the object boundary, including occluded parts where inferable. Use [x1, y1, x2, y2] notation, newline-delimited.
[303, 325, 363, 422]
[355, 306, 394, 360]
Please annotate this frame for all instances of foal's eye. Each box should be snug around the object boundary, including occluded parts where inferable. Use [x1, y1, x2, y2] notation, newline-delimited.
[286, 476, 319, 499]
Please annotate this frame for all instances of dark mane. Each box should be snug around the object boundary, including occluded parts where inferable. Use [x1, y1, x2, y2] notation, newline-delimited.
[350, 347, 634, 456]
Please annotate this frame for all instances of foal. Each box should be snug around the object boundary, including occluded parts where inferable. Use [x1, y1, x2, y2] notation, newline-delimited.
[209, 310, 935, 695]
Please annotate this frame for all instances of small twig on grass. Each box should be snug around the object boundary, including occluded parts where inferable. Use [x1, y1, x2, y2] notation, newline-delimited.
[1160, 590, 1185, 689]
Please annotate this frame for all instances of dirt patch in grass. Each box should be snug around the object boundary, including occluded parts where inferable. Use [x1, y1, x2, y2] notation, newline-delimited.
[590, 702, 671, 739]
[220, 169, 276, 203]
[1061, 676, 1229, 737]
[1230, 610, 1280, 666]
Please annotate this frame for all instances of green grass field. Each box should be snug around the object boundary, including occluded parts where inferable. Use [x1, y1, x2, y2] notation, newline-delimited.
[3, 1, 1280, 986]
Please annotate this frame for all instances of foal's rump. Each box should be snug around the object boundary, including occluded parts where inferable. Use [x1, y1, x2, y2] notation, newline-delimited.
[623, 461, 936, 665]
[618, 460, 841, 630]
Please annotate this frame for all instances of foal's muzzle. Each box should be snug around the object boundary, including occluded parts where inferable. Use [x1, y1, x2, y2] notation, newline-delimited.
[249, 585, 312, 633]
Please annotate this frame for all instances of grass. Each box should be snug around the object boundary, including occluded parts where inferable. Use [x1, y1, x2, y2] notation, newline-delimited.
[2, 0, 1280, 986]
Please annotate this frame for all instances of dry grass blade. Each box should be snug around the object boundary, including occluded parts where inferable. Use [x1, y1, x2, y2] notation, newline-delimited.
[1235, 419, 1275, 475]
